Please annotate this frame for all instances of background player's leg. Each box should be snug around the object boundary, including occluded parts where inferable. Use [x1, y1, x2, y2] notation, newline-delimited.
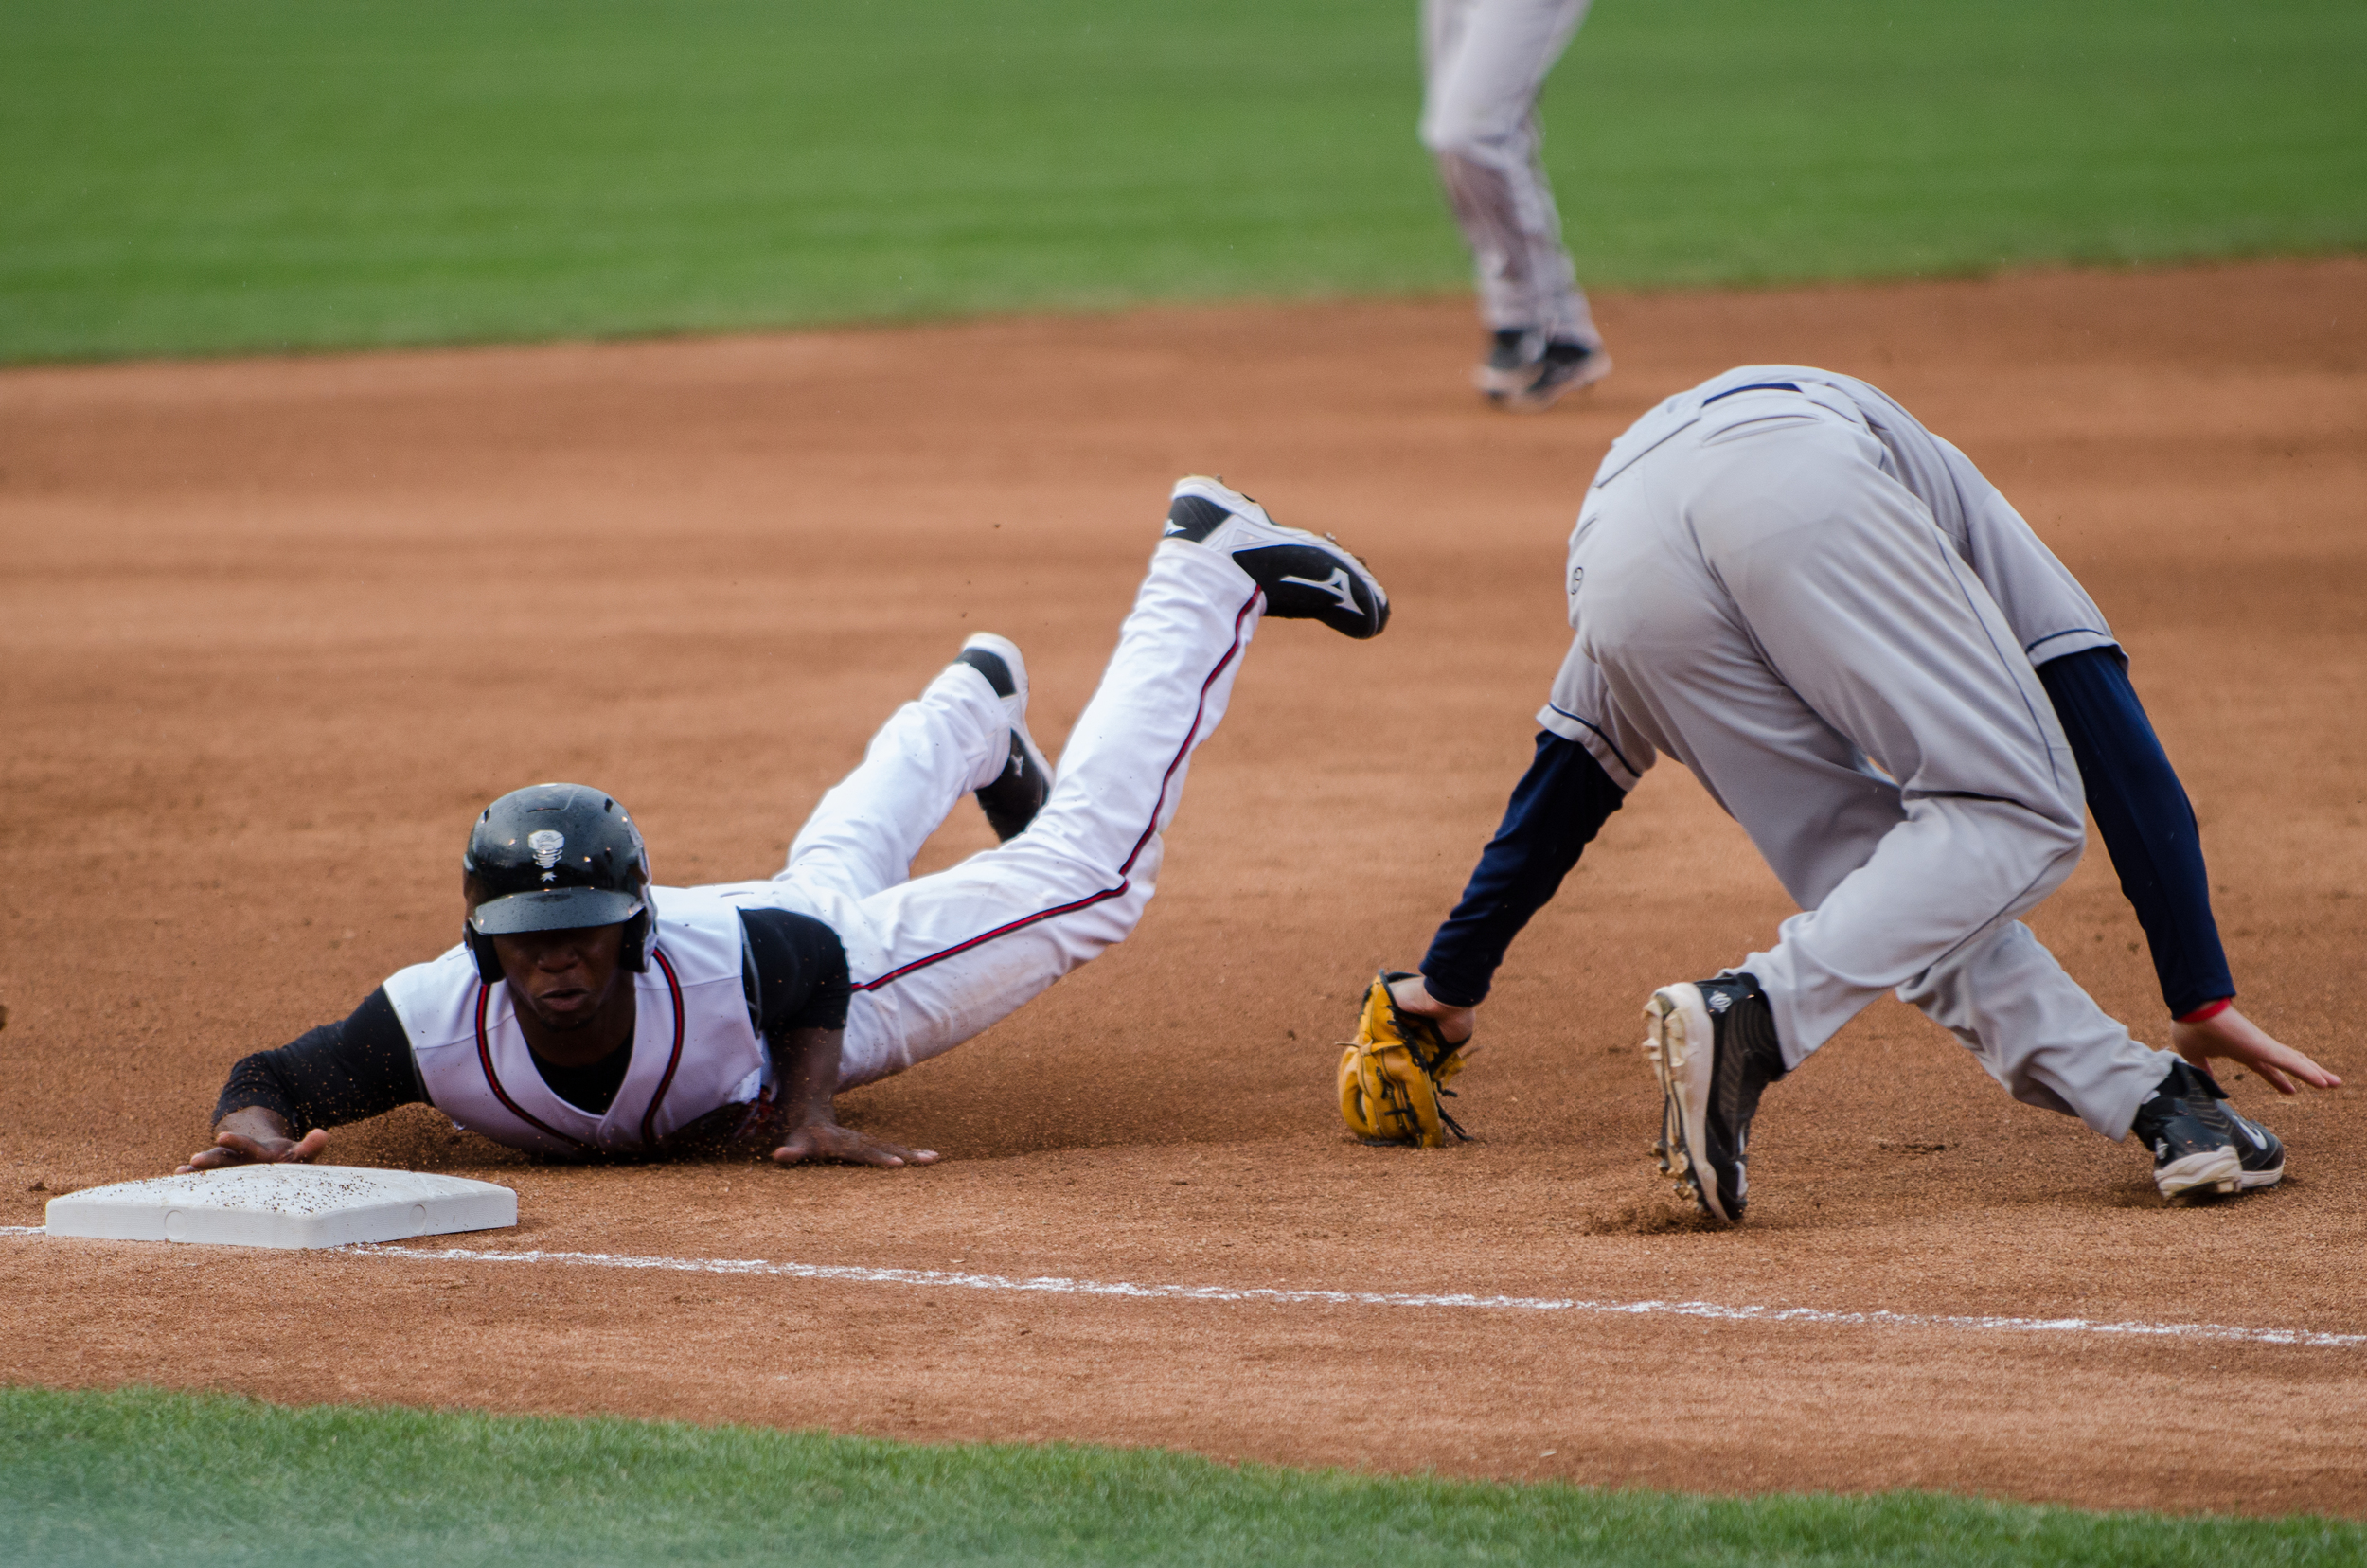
[1577, 402, 2169, 1133]
[774, 662, 1013, 907]
[836, 539, 1264, 1086]
[1420, 0, 1598, 347]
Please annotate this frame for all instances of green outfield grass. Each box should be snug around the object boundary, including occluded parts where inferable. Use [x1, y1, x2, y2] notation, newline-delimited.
[3, 1386, 2359, 1567]
[1, 0, 2360, 362]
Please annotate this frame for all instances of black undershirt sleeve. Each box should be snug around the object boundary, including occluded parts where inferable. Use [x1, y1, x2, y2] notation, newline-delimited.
[738, 908, 853, 1039]
[212, 988, 425, 1134]
[1418, 732, 1628, 1008]
[2036, 645, 2235, 1016]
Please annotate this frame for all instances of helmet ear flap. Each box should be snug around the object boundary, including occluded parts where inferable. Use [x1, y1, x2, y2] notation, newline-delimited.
[617, 907, 651, 973]
[465, 923, 506, 986]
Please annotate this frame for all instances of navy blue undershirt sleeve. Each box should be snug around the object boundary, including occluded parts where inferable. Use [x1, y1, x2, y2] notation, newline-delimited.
[738, 908, 853, 1036]
[2036, 646, 2234, 1017]
[213, 987, 424, 1133]
[1418, 733, 1628, 1008]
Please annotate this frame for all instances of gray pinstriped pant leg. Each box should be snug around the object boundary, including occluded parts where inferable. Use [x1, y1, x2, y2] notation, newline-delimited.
[1420, 0, 1599, 345]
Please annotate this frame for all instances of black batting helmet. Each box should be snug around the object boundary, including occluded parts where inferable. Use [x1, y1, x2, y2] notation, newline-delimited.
[462, 783, 651, 984]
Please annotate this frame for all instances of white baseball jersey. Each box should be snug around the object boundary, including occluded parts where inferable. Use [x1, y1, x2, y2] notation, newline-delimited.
[383, 887, 773, 1158]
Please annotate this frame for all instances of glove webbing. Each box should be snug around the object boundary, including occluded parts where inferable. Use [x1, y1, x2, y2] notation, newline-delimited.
[1397, 1010, 1471, 1144]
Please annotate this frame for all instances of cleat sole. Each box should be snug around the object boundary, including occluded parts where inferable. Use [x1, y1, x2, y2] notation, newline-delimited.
[2154, 1146, 2244, 1201]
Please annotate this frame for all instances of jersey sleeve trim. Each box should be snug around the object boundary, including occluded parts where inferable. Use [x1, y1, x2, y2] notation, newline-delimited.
[2026, 627, 2118, 660]
[636, 950, 689, 1147]
[1536, 702, 1643, 791]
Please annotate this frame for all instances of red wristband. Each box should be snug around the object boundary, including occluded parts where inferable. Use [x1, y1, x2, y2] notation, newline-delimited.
[2175, 998, 2233, 1025]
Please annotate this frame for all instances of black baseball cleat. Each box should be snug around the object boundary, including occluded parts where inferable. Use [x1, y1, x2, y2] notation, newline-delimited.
[953, 633, 1055, 842]
[1475, 329, 1612, 411]
[1163, 476, 1390, 639]
[1475, 327, 1543, 397]
[2224, 1097, 2287, 1190]
[1643, 973, 1788, 1224]
[2129, 1060, 2278, 1200]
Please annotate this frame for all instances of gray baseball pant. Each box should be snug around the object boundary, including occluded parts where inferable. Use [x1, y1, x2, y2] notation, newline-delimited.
[1420, 0, 1600, 347]
[1570, 391, 2173, 1138]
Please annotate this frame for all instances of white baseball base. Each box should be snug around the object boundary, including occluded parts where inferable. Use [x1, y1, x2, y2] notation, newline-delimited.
[44, 1165, 517, 1250]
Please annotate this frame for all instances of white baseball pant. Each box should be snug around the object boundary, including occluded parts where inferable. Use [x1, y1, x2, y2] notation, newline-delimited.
[769, 540, 1262, 1088]
[1420, 0, 1600, 346]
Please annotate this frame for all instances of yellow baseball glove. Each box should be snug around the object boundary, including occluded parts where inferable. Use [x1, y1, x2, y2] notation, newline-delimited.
[1338, 970, 1472, 1148]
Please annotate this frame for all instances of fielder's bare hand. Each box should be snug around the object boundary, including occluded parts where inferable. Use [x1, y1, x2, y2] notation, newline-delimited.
[2171, 1004, 2340, 1096]
[1387, 972, 1475, 1048]
[178, 1108, 328, 1172]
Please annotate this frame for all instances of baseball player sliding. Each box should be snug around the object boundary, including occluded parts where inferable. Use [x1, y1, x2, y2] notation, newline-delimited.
[1344, 367, 2339, 1221]
[183, 479, 1388, 1173]
[1422, 0, 1609, 409]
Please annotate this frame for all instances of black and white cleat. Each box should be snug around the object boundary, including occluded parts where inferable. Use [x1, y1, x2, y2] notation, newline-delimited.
[954, 633, 1055, 842]
[1162, 475, 1390, 640]
[1643, 973, 1787, 1224]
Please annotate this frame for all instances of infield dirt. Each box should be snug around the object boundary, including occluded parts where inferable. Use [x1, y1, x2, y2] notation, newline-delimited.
[4, 258, 2363, 1518]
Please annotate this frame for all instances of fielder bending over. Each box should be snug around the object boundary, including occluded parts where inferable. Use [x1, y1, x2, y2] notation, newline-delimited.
[184, 479, 1388, 1172]
[1348, 368, 2338, 1221]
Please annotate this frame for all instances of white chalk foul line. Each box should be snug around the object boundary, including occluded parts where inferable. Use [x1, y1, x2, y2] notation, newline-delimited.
[371, 1242, 2359, 1349]
[8, 1227, 2357, 1349]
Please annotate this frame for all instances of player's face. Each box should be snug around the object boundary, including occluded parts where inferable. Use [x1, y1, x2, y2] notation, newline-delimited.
[489, 924, 629, 1033]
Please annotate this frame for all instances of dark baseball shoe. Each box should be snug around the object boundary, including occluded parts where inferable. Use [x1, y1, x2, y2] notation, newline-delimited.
[2224, 1098, 2286, 1190]
[1163, 476, 1389, 639]
[1474, 327, 1546, 398]
[1644, 973, 1788, 1224]
[2129, 1060, 2270, 1200]
[953, 633, 1055, 842]
[1475, 330, 1612, 411]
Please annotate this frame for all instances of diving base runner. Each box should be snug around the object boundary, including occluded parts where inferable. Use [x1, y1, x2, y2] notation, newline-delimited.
[185, 477, 1389, 1172]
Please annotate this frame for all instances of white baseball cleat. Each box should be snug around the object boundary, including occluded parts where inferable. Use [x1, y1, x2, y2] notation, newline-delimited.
[954, 633, 1054, 842]
[1162, 475, 1390, 639]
